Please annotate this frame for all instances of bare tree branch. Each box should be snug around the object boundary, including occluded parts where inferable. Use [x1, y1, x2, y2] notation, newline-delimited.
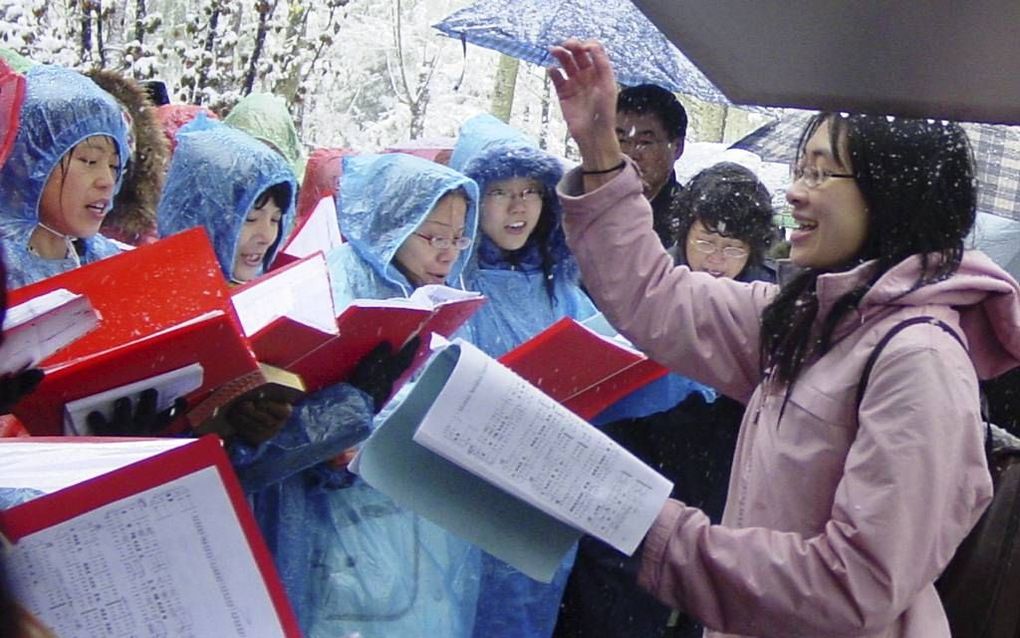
[242, 0, 277, 95]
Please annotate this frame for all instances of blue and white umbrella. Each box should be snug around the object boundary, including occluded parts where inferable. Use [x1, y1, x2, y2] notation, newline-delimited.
[433, 0, 743, 105]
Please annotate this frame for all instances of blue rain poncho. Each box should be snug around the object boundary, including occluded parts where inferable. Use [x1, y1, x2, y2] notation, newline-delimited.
[155, 114, 379, 634]
[0, 65, 130, 288]
[304, 153, 483, 638]
[326, 152, 479, 304]
[452, 113, 597, 355]
[449, 114, 596, 638]
[157, 114, 297, 281]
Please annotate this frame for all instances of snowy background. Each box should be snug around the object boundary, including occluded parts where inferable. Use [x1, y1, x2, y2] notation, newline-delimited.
[0, 0, 774, 158]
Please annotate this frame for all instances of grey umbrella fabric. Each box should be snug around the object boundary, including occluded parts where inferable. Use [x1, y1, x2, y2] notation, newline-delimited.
[433, 0, 740, 104]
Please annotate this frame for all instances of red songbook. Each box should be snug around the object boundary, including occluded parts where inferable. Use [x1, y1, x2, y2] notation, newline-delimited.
[0, 435, 301, 637]
[499, 317, 669, 420]
[232, 259, 485, 394]
[8, 229, 261, 436]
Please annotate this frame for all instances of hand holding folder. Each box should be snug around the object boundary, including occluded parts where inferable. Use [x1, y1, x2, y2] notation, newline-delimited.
[8, 229, 302, 437]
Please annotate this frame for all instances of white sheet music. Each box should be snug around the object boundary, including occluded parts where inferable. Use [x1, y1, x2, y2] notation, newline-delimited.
[411, 341, 672, 555]
[0, 288, 99, 375]
[231, 252, 337, 337]
[5, 467, 286, 638]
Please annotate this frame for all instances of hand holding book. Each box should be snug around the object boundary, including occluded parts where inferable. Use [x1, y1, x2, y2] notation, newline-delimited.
[348, 336, 421, 412]
[85, 388, 188, 436]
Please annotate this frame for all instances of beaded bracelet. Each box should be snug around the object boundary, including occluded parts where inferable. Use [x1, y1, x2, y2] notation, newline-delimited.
[581, 159, 626, 175]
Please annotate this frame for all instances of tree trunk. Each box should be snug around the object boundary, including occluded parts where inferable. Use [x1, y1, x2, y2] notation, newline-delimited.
[539, 72, 551, 150]
[243, 0, 276, 96]
[193, 0, 223, 104]
[134, 0, 146, 45]
[409, 69, 429, 139]
[95, 0, 106, 67]
[80, 0, 94, 64]
[490, 54, 519, 123]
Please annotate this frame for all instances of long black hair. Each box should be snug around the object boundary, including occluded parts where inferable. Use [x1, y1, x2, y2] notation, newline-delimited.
[760, 113, 977, 386]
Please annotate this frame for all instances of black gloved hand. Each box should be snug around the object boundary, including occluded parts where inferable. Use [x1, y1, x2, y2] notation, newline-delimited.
[87, 388, 188, 436]
[0, 368, 44, 414]
[225, 397, 294, 446]
[348, 336, 421, 413]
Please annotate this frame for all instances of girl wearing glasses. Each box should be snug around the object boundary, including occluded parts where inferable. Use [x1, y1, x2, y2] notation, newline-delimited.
[290, 152, 483, 638]
[548, 40, 1020, 638]
[447, 113, 596, 638]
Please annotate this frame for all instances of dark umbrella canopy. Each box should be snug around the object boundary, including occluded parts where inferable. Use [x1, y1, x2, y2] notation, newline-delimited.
[433, 0, 739, 104]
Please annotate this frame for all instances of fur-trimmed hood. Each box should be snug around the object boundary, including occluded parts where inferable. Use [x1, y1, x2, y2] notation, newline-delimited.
[87, 68, 168, 244]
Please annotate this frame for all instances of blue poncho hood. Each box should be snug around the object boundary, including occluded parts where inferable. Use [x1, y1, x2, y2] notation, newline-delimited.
[336, 153, 479, 295]
[450, 114, 572, 274]
[0, 64, 132, 287]
[157, 114, 297, 281]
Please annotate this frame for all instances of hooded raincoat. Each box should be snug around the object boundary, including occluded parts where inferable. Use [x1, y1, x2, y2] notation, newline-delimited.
[448, 114, 595, 638]
[326, 152, 479, 303]
[156, 114, 382, 634]
[157, 114, 296, 281]
[0, 65, 130, 288]
[452, 114, 597, 355]
[559, 159, 1020, 638]
[224, 92, 306, 183]
[302, 153, 483, 638]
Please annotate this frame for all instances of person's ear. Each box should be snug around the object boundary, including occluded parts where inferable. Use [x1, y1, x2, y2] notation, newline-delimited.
[673, 138, 685, 161]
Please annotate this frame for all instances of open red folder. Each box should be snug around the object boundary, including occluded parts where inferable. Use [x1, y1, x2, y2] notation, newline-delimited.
[0, 435, 300, 637]
[8, 229, 265, 436]
[499, 317, 669, 420]
[232, 254, 486, 394]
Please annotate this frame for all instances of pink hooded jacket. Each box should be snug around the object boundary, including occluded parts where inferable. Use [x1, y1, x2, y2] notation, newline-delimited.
[558, 161, 1020, 638]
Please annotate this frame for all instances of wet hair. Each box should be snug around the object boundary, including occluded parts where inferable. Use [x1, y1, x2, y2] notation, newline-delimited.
[616, 84, 688, 141]
[511, 182, 558, 299]
[760, 112, 977, 388]
[251, 182, 291, 214]
[675, 162, 776, 274]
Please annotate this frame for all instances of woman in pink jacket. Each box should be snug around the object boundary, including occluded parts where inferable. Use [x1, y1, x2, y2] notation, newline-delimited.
[547, 40, 1020, 637]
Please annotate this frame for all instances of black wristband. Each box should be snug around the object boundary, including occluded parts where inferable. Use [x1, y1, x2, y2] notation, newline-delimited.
[581, 159, 626, 175]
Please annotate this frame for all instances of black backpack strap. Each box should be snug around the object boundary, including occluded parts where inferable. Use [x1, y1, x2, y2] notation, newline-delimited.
[855, 316, 967, 410]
